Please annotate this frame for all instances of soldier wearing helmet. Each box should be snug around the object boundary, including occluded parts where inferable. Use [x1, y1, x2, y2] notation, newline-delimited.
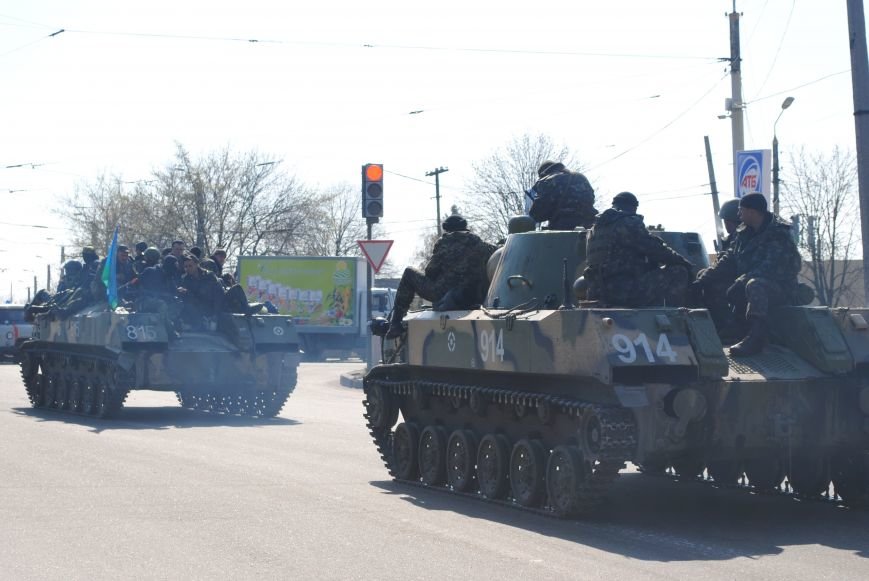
[583, 192, 691, 307]
[718, 198, 741, 255]
[527, 161, 597, 230]
[386, 214, 496, 339]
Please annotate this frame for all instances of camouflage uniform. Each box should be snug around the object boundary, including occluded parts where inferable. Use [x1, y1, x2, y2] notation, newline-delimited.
[584, 208, 692, 307]
[394, 231, 497, 317]
[529, 170, 597, 230]
[692, 229, 739, 328]
[180, 267, 226, 325]
[695, 213, 801, 320]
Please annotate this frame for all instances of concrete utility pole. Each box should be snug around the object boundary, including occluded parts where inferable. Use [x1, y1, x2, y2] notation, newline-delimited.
[426, 167, 449, 236]
[728, 3, 745, 195]
[704, 136, 724, 247]
[847, 0, 869, 299]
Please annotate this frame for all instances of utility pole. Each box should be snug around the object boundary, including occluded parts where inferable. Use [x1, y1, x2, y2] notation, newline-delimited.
[426, 167, 449, 236]
[847, 0, 869, 299]
[727, 3, 745, 195]
[704, 136, 724, 247]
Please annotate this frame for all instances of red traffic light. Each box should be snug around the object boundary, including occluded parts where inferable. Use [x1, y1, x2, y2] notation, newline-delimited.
[365, 164, 383, 181]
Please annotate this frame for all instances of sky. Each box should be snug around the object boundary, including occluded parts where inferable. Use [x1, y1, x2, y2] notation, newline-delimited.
[0, 0, 861, 302]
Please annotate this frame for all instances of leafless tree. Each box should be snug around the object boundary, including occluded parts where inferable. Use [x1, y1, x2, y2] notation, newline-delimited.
[301, 183, 369, 256]
[783, 146, 861, 307]
[461, 133, 583, 242]
[57, 144, 318, 263]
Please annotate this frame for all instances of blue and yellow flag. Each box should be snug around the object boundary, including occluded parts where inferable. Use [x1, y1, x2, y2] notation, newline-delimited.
[101, 226, 120, 310]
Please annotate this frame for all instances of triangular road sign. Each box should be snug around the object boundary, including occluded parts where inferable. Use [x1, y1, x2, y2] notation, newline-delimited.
[357, 240, 394, 274]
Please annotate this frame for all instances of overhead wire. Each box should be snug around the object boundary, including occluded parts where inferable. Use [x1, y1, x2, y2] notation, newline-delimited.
[752, 0, 797, 99]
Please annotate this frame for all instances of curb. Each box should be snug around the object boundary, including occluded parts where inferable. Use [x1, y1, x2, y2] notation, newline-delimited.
[339, 369, 366, 389]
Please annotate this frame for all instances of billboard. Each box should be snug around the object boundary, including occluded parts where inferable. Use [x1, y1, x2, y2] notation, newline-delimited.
[735, 149, 771, 200]
[238, 257, 358, 327]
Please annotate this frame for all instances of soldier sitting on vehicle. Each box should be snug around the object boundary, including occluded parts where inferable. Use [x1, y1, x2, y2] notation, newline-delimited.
[689, 198, 743, 330]
[178, 255, 262, 329]
[583, 192, 692, 308]
[527, 161, 597, 230]
[135, 247, 181, 338]
[690, 193, 802, 356]
[386, 214, 497, 339]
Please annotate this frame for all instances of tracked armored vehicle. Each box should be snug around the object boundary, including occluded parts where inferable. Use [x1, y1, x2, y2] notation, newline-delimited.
[363, 226, 869, 516]
[19, 304, 300, 418]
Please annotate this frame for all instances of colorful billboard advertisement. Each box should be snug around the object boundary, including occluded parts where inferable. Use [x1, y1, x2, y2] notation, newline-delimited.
[238, 257, 358, 327]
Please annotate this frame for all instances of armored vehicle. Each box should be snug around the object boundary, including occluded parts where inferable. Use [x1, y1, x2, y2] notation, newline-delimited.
[363, 226, 869, 516]
[19, 304, 300, 418]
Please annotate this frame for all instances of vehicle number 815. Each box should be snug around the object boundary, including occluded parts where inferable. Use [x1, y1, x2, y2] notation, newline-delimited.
[126, 325, 158, 341]
[611, 332, 677, 364]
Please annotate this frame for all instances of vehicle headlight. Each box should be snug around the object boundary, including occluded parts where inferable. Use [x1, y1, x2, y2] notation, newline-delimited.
[5, 332, 12, 340]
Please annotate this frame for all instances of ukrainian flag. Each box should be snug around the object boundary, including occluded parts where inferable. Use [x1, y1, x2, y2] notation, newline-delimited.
[101, 226, 120, 310]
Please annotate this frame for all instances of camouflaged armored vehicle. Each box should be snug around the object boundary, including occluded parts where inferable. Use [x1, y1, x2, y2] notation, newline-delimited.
[363, 224, 869, 516]
[19, 304, 300, 418]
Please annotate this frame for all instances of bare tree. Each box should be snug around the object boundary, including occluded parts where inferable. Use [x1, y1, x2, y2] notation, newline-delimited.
[783, 146, 862, 307]
[56, 144, 318, 262]
[301, 183, 369, 256]
[462, 133, 583, 242]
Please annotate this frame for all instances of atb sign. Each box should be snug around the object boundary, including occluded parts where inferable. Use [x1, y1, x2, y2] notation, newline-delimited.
[357, 240, 393, 274]
[735, 149, 771, 199]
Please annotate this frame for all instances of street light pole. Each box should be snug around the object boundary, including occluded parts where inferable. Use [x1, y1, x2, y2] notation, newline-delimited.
[425, 167, 449, 236]
[772, 96, 796, 217]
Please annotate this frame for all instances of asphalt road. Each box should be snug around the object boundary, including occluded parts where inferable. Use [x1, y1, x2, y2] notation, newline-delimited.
[1, 361, 868, 581]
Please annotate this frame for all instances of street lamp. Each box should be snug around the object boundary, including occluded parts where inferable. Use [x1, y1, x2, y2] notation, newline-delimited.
[772, 96, 796, 216]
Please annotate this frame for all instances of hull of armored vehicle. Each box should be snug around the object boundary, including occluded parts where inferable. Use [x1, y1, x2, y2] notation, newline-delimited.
[19, 304, 301, 418]
[363, 229, 869, 516]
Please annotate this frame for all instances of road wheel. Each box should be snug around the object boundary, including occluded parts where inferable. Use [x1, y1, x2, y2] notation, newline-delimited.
[418, 425, 447, 485]
[744, 457, 784, 492]
[81, 378, 96, 416]
[54, 374, 69, 410]
[477, 434, 510, 500]
[788, 454, 829, 498]
[68, 376, 83, 412]
[510, 439, 546, 507]
[546, 445, 588, 517]
[392, 422, 420, 481]
[672, 455, 706, 479]
[42, 373, 57, 409]
[707, 460, 742, 486]
[832, 452, 869, 506]
[447, 429, 478, 492]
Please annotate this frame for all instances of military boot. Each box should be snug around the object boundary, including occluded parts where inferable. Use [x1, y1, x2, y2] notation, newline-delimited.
[385, 310, 406, 340]
[729, 317, 767, 357]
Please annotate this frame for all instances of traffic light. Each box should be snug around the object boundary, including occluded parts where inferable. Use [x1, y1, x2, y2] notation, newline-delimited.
[362, 163, 384, 219]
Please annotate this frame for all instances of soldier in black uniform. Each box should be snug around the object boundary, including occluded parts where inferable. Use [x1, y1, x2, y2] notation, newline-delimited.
[528, 161, 597, 230]
[386, 214, 496, 339]
[691, 193, 802, 356]
[584, 192, 691, 307]
[133, 241, 149, 275]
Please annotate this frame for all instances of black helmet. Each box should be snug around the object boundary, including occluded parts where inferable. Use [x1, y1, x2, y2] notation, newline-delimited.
[135, 241, 148, 253]
[442, 214, 468, 232]
[63, 260, 83, 275]
[719, 199, 740, 223]
[538, 160, 566, 178]
[612, 191, 639, 209]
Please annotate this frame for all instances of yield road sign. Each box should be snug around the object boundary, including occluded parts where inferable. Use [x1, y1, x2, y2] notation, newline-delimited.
[357, 240, 393, 273]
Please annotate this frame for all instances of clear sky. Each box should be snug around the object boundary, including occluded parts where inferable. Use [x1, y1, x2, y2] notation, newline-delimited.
[0, 0, 860, 302]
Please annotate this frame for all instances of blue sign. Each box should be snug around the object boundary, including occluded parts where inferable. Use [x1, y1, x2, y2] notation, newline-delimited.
[735, 149, 771, 199]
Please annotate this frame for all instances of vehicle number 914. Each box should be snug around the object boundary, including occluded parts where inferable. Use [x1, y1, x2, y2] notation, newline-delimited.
[611, 332, 677, 364]
[479, 329, 505, 363]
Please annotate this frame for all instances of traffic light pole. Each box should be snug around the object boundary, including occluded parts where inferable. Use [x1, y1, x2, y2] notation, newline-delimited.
[365, 218, 376, 368]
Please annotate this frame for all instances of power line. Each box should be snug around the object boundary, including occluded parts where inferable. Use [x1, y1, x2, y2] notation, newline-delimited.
[9, 25, 719, 61]
[752, 0, 797, 99]
[746, 70, 850, 104]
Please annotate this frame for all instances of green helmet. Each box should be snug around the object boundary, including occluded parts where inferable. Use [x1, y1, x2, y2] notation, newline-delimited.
[144, 247, 161, 264]
[719, 199, 740, 223]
